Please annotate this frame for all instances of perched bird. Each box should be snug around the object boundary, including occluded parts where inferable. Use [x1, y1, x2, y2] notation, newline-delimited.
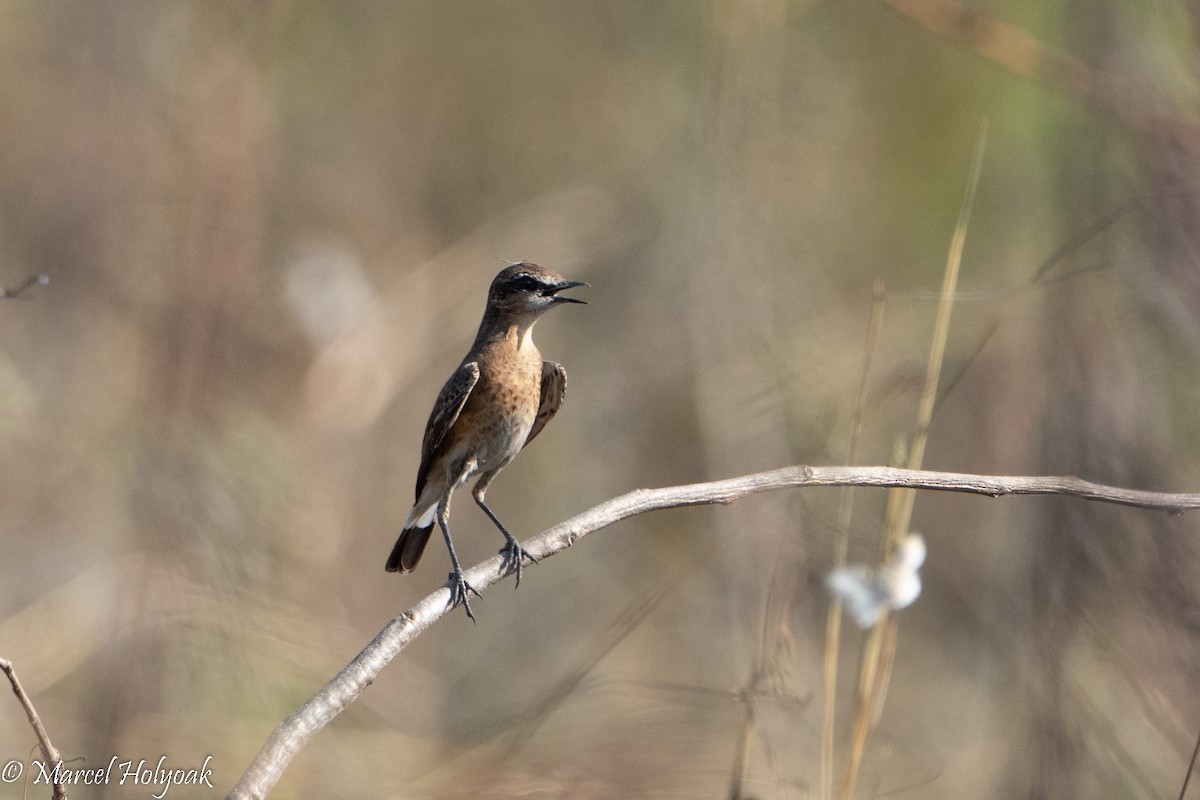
[386, 262, 587, 620]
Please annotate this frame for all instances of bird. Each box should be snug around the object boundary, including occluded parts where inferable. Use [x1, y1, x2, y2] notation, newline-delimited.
[385, 262, 587, 620]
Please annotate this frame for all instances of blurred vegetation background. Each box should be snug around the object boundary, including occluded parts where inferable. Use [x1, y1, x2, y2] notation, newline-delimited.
[2, 1, 1200, 798]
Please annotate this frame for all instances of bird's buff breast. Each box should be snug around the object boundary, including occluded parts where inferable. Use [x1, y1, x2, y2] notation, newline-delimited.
[455, 360, 539, 471]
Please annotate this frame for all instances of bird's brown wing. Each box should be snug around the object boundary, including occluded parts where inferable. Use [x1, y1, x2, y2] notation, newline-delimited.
[524, 360, 567, 448]
[414, 361, 480, 500]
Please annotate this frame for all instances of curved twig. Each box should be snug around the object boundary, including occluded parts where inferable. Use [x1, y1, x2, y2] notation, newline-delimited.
[227, 465, 1200, 799]
[0, 273, 49, 299]
[1, 657, 67, 799]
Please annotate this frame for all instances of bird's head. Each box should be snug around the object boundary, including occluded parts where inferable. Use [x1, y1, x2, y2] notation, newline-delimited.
[487, 262, 588, 318]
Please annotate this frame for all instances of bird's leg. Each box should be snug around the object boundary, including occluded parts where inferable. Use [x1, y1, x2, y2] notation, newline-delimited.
[472, 473, 538, 588]
[438, 492, 480, 621]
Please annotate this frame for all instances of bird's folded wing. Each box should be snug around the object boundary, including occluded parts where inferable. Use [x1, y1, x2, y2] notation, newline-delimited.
[525, 360, 567, 447]
[414, 361, 480, 497]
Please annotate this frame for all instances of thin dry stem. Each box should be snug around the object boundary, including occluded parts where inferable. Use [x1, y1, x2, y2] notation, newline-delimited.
[880, 0, 1200, 143]
[892, 116, 986, 544]
[839, 120, 987, 800]
[0, 273, 49, 299]
[1180, 724, 1200, 800]
[1, 657, 67, 799]
[820, 280, 886, 800]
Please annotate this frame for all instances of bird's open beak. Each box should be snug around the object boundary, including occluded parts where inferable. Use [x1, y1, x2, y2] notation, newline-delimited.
[547, 280, 589, 304]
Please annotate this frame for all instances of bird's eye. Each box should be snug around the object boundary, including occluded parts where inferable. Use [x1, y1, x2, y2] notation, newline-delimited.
[512, 275, 541, 293]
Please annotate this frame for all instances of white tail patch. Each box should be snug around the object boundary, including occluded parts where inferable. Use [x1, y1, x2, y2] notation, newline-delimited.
[404, 503, 437, 530]
[404, 457, 478, 530]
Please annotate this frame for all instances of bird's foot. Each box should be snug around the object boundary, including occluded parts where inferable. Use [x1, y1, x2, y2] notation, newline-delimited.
[499, 537, 538, 588]
[447, 570, 482, 622]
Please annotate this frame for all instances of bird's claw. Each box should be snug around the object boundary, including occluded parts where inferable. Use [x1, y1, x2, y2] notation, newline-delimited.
[447, 571, 481, 622]
[499, 538, 538, 588]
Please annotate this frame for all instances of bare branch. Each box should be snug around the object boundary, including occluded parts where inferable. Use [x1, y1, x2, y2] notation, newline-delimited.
[0, 657, 67, 799]
[0, 274, 49, 299]
[879, 0, 1200, 142]
[227, 465, 1200, 799]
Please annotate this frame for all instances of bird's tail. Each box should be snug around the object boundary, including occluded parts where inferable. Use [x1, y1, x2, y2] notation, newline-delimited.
[385, 524, 434, 573]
